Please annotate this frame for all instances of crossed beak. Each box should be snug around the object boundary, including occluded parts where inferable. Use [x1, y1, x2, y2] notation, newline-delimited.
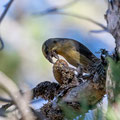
[46, 51, 59, 64]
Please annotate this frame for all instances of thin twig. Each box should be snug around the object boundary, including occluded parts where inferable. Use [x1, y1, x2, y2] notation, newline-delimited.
[52, 0, 80, 10]
[90, 30, 107, 33]
[34, 11, 107, 31]
[1, 103, 13, 111]
[33, 0, 80, 15]
[0, 0, 14, 50]
[40, 0, 80, 14]
[0, 0, 14, 23]
[0, 97, 12, 103]
[53, 11, 107, 30]
[0, 36, 4, 50]
[33, 0, 107, 31]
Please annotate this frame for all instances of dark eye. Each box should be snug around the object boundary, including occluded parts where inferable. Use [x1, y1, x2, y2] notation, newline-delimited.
[46, 51, 48, 54]
[45, 49, 49, 54]
[53, 41, 57, 44]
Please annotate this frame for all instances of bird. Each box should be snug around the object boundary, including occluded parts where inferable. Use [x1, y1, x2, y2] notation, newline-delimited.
[42, 38, 102, 75]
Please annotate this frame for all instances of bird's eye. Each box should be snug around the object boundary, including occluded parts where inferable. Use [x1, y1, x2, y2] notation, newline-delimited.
[45, 50, 48, 54]
[53, 41, 57, 44]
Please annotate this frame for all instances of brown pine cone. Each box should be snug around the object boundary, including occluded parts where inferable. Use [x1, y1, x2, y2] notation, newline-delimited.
[53, 59, 78, 86]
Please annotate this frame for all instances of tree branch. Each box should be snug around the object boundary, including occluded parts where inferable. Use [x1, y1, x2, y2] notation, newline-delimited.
[0, 36, 4, 50]
[0, 0, 14, 50]
[0, 72, 35, 120]
[34, 10, 107, 31]
[105, 0, 120, 57]
[50, 11, 107, 31]
[0, 97, 12, 103]
[0, 0, 14, 23]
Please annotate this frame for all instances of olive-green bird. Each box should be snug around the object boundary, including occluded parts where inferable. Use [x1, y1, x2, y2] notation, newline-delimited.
[42, 38, 101, 73]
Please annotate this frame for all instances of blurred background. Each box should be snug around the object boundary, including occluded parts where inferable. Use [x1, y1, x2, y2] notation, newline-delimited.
[0, 0, 115, 89]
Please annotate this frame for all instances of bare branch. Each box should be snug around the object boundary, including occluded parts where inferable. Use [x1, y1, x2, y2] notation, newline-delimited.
[0, 0, 14, 23]
[41, 0, 80, 13]
[0, 0, 14, 50]
[52, 11, 107, 31]
[0, 36, 4, 50]
[33, 0, 107, 31]
[90, 30, 107, 33]
[34, 11, 107, 31]
[52, 0, 80, 10]
[0, 72, 35, 120]
[33, 0, 80, 15]
[1, 103, 13, 111]
[0, 97, 12, 103]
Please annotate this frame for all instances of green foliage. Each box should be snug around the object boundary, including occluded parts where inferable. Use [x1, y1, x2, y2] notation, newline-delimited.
[107, 57, 120, 99]
[105, 57, 120, 120]
[58, 99, 95, 120]
[0, 51, 20, 82]
[58, 102, 82, 120]
[106, 106, 119, 120]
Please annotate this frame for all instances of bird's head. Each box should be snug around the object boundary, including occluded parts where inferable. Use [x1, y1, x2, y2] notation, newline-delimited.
[42, 38, 61, 63]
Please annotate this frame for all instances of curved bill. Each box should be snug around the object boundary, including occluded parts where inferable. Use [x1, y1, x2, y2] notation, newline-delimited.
[46, 55, 54, 64]
[46, 51, 59, 64]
